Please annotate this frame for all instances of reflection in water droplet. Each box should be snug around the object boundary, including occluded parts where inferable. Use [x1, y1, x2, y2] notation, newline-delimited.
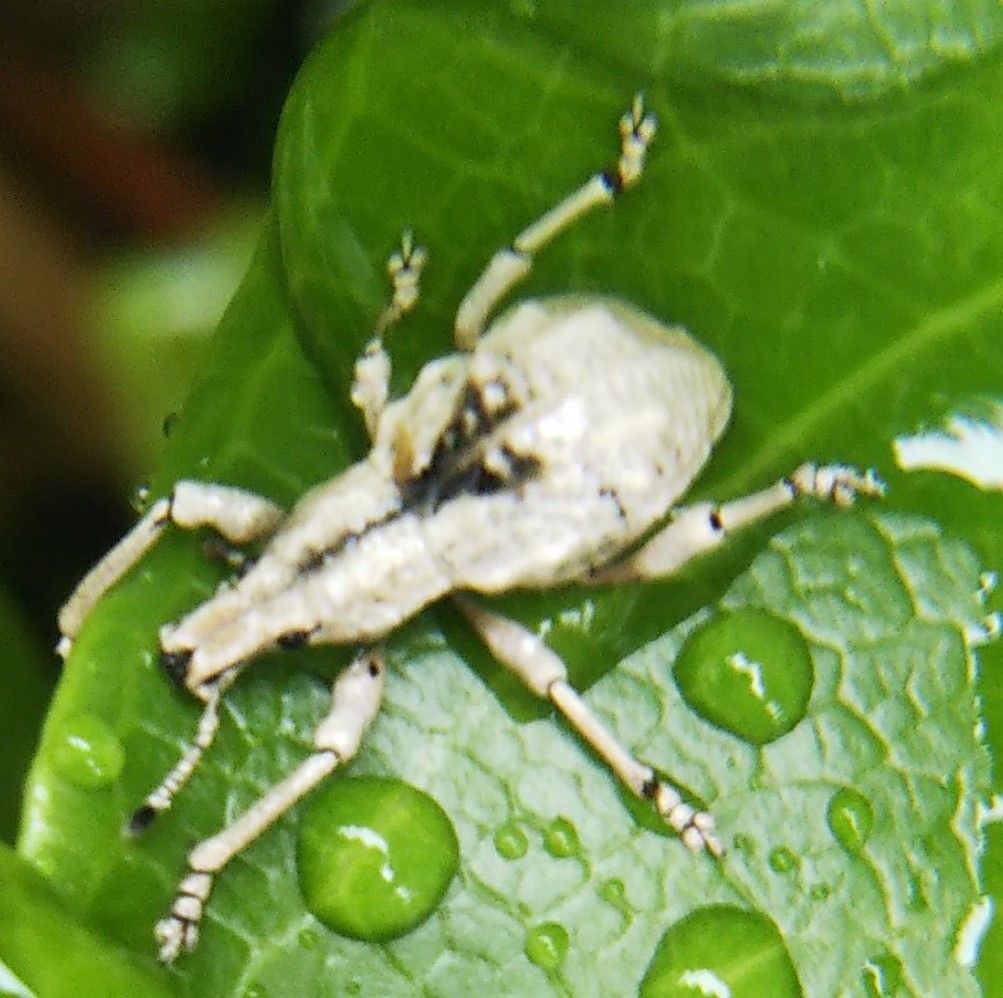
[494, 820, 529, 860]
[862, 951, 904, 997]
[768, 846, 798, 874]
[639, 905, 801, 997]
[525, 922, 569, 970]
[50, 714, 125, 788]
[543, 816, 580, 858]
[674, 609, 813, 745]
[826, 787, 874, 854]
[297, 777, 458, 942]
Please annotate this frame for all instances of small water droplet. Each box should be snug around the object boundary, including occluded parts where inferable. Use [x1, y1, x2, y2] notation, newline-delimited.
[343, 981, 362, 996]
[494, 820, 528, 860]
[243, 985, 267, 998]
[862, 950, 903, 997]
[674, 609, 813, 745]
[640, 905, 801, 997]
[297, 777, 458, 942]
[598, 878, 632, 919]
[130, 481, 152, 513]
[809, 882, 831, 901]
[161, 411, 179, 438]
[732, 832, 754, 853]
[543, 816, 579, 858]
[768, 846, 798, 874]
[49, 714, 124, 788]
[297, 925, 321, 948]
[525, 922, 569, 970]
[826, 787, 874, 854]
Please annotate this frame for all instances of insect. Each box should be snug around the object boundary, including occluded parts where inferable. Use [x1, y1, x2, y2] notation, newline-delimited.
[58, 95, 883, 963]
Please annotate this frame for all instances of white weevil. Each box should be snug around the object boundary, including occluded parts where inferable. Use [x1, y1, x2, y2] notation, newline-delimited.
[58, 96, 883, 963]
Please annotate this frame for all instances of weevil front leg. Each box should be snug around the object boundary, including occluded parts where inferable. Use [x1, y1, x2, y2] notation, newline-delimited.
[592, 463, 885, 585]
[57, 482, 284, 657]
[454, 95, 656, 350]
[452, 595, 724, 858]
[155, 649, 385, 963]
[351, 231, 427, 437]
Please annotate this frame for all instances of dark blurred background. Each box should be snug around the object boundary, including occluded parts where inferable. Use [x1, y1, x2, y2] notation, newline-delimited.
[0, 0, 337, 841]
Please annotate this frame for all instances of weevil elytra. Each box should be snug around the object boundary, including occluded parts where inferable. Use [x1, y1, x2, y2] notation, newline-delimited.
[58, 95, 883, 963]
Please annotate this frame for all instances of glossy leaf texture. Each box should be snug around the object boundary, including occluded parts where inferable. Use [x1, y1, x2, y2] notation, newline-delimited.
[16, 1, 1003, 995]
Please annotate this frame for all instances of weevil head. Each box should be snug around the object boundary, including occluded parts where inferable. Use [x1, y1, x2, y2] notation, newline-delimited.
[375, 354, 468, 486]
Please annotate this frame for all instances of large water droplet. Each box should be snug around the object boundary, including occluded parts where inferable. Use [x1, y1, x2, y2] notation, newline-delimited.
[639, 905, 801, 997]
[543, 817, 580, 858]
[826, 787, 874, 854]
[674, 609, 813, 745]
[494, 820, 529, 860]
[297, 776, 458, 942]
[525, 922, 569, 970]
[49, 714, 124, 788]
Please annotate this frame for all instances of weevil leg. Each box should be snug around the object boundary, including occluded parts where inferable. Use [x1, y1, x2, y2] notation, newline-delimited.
[128, 667, 240, 834]
[591, 463, 885, 585]
[453, 94, 656, 350]
[351, 231, 427, 438]
[452, 595, 724, 858]
[154, 649, 385, 964]
[57, 482, 284, 657]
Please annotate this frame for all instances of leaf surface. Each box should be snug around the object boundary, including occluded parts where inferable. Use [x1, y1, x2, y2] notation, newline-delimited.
[18, 1, 1003, 994]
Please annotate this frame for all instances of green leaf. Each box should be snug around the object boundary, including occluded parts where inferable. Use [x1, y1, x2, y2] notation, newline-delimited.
[0, 842, 175, 998]
[18, 2, 1002, 995]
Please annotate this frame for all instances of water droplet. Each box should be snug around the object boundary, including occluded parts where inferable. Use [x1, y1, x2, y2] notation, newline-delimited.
[639, 905, 800, 997]
[599, 878, 632, 919]
[494, 820, 528, 860]
[343, 981, 362, 996]
[674, 609, 813, 745]
[732, 832, 754, 853]
[297, 777, 458, 942]
[809, 882, 831, 901]
[297, 925, 321, 949]
[862, 951, 903, 997]
[243, 985, 266, 998]
[826, 787, 874, 854]
[768, 846, 798, 874]
[129, 481, 152, 513]
[49, 714, 124, 788]
[525, 922, 569, 970]
[543, 816, 580, 858]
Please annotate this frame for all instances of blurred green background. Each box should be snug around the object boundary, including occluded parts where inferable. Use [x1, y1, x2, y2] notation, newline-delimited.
[0, 0, 340, 842]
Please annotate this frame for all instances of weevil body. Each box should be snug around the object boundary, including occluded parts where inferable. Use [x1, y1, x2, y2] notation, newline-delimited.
[166, 295, 731, 693]
[58, 96, 882, 963]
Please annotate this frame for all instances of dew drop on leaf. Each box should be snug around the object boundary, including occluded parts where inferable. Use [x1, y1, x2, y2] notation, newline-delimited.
[524, 922, 569, 970]
[49, 713, 124, 788]
[598, 877, 632, 920]
[826, 786, 875, 854]
[768, 845, 798, 874]
[296, 776, 458, 942]
[639, 905, 801, 997]
[809, 882, 831, 901]
[493, 819, 528, 860]
[673, 608, 813, 745]
[543, 816, 580, 858]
